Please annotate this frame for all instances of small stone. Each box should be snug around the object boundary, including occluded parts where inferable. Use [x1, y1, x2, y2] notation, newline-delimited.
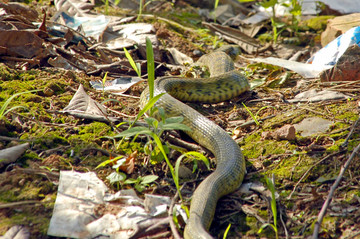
[177, 166, 193, 180]
[18, 178, 26, 187]
[193, 49, 203, 57]
[274, 124, 296, 141]
[261, 131, 273, 140]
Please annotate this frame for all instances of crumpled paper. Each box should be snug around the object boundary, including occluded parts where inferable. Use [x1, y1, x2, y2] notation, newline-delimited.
[47, 171, 173, 239]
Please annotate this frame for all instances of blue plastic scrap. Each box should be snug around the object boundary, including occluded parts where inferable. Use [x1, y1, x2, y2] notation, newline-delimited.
[309, 26, 360, 68]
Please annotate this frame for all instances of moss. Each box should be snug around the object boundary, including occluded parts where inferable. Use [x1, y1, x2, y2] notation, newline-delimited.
[70, 122, 113, 143]
[243, 216, 259, 235]
[326, 102, 359, 121]
[301, 16, 335, 31]
[0, 63, 19, 81]
[118, 141, 144, 155]
[19, 71, 38, 81]
[326, 139, 345, 153]
[321, 216, 338, 234]
[270, 155, 310, 180]
[0, 210, 51, 236]
[44, 79, 67, 95]
[344, 190, 360, 202]
[241, 132, 297, 159]
[0, 180, 40, 202]
[262, 108, 305, 129]
[21, 130, 69, 150]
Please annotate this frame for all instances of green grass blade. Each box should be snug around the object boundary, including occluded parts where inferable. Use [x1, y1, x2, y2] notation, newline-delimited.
[124, 48, 141, 77]
[188, 151, 210, 169]
[0, 90, 40, 119]
[133, 93, 165, 127]
[223, 223, 231, 239]
[266, 176, 278, 228]
[95, 156, 125, 169]
[3, 106, 28, 117]
[242, 102, 259, 125]
[146, 37, 155, 99]
[174, 151, 210, 190]
[258, 223, 271, 234]
[136, 0, 144, 21]
[161, 123, 191, 132]
[150, 132, 182, 201]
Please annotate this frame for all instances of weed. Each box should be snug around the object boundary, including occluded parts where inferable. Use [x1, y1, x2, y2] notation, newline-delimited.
[103, 0, 109, 15]
[105, 36, 193, 201]
[259, 0, 302, 43]
[113, 110, 191, 199]
[136, 0, 172, 21]
[146, 37, 155, 100]
[242, 103, 276, 126]
[123, 175, 159, 192]
[98, 155, 157, 192]
[258, 174, 279, 239]
[0, 89, 40, 120]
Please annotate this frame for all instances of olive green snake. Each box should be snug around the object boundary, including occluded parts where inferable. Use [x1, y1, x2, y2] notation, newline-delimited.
[140, 46, 250, 239]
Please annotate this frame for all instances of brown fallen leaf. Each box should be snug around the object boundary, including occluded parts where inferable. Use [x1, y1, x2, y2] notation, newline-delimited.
[0, 30, 44, 58]
[118, 151, 137, 174]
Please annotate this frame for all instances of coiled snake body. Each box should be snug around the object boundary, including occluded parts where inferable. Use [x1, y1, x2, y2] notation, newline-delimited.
[140, 47, 250, 239]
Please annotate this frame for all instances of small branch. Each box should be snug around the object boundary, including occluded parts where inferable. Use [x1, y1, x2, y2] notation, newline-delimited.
[167, 134, 204, 153]
[168, 184, 185, 239]
[0, 136, 32, 142]
[312, 143, 360, 239]
[0, 200, 44, 209]
[279, 206, 289, 239]
[341, 117, 360, 148]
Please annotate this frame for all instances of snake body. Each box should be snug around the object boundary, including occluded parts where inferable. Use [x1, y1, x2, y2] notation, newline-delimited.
[140, 48, 249, 239]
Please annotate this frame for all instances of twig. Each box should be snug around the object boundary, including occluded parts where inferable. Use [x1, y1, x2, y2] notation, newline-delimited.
[341, 117, 360, 148]
[168, 184, 185, 239]
[238, 115, 275, 128]
[0, 136, 32, 142]
[105, 106, 137, 118]
[0, 200, 44, 209]
[312, 143, 360, 239]
[297, 106, 327, 117]
[279, 206, 289, 239]
[167, 134, 204, 153]
[142, 14, 197, 34]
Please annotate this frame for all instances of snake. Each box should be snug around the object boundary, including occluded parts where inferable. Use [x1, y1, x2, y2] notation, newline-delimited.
[140, 46, 250, 239]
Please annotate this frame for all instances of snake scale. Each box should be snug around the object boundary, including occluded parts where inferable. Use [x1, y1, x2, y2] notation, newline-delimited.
[140, 46, 250, 239]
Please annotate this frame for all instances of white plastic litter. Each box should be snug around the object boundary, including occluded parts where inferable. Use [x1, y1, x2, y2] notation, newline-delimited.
[250, 26, 360, 79]
[90, 77, 142, 95]
[308, 26, 360, 69]
[48, 171, 174, 239]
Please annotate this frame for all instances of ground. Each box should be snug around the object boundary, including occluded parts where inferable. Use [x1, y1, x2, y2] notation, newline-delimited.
[0, 1, 360, 239]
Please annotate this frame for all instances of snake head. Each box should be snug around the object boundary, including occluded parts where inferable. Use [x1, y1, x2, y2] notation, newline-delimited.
[215, 45, 241, 59]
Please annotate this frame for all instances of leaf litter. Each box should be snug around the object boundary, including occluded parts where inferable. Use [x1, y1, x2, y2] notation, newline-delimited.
[0, 0, 360, 238]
